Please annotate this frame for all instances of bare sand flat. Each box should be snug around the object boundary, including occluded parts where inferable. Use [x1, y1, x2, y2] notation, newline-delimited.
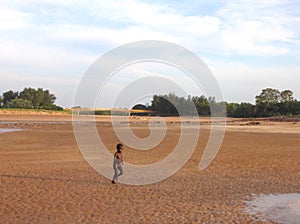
[0, 114, 299, 223]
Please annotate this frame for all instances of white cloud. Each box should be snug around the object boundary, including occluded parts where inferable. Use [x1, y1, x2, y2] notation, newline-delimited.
[0, 6, 31, 30]
[216, 0, 298, 55]
[0, 0, 299, 107]
[0, 38, 95, 76]
[1, 0, 298, 56]
[44, 24, 179, 47]
[219, 19, 292, 55]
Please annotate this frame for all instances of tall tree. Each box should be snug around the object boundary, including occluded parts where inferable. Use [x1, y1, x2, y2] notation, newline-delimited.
[255, 88, 280, 104]
[2, 87, 61, 110]
[192, 96, 210, 116]
[32, 88, 44, 109]
[150, 93, 178, 116]
[280, 90, 294, 103]
[19, 87, 36, 103]
[19, 87, 57, 109]
[41, 89, 56, 108]
[2, 90, 18, 105]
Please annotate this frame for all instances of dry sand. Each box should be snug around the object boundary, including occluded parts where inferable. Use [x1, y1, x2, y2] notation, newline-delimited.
[0, 113, 299, 223]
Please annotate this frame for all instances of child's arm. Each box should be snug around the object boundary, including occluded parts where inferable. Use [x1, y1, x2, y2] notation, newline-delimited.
[120, 153, 124, 164]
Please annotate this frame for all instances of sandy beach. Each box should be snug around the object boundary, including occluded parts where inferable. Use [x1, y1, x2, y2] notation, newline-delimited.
[0, 113, 299, 223]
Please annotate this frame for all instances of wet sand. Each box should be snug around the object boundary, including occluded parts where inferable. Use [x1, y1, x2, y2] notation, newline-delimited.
[245, 193, 300, 224]
[0, 113, 299, 223]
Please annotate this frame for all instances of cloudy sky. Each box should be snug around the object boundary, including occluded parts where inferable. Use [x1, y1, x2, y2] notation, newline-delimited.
[0, 0, 299, 108]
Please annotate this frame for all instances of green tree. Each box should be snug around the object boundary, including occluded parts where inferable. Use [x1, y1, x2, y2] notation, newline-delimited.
[19, 87, 36, 103]
[225, 103, 239, 117]
[150, 93, 179, 116]
[0, 96, 3, 107]
[2, 87, 61, 110]
[41, 89, 56, 109]
[19, 87, 57, 109]
[280, 90, 294, 103]
[150, 93, 206, 116]
[278, 100, 300, 115]
[289, 101, 300, 115]
[235, 103, 255, 118]
[176, 95, 197, 116]
[32, 88, 44, 109]
[255, 88, 297, 117]
[2, 90, 18, 105]
[192, 96, 210, 116]
[159, 94, 178, 116]
[5, 98, 33, 109]
[255, 88, 280, 104]
[255, 102, 280, 117]
[255, 88, 281, 117]
[147, 89, 299, 118]
[150, 95, 161, 113]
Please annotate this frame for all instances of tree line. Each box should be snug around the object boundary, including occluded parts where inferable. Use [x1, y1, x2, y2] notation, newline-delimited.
[0, 87, 63, 110]
[226, 88, 300, 117]
[141, 88, 300, 117]
[1, 87, 299, 117]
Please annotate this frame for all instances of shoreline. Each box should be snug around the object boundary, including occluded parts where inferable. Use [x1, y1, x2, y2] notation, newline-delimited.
[245, 193, 300, 224]
[1, 114, 300, 134]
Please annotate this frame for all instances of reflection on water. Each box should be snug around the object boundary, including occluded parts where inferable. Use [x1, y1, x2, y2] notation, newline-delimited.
[245, 193, 300, 224]
[0, 128, 24, 133]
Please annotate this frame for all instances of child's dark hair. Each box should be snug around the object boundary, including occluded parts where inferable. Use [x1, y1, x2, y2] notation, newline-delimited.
[116, 143, 123, 152]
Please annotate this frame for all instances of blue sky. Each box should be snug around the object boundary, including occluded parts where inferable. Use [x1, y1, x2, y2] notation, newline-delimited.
[0, 0, 299, 107]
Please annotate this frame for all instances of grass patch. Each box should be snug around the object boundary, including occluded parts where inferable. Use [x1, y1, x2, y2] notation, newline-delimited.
[0, 108, 72, 114]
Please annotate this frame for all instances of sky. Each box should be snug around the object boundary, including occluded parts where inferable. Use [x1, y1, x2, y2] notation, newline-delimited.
[0, 0, 299, 108]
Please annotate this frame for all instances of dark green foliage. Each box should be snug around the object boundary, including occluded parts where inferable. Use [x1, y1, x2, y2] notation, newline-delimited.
[255, 88, 280, 104]
[280, 90, 294, 103]
[277, 101, 300, 116]
[1, 87, 61, 110]
[150, 93, 197, 116]
[149, 88, 299, 117]
[234, 103, 255, 118]
[2, 90, 18, 105]
[192, 96, 210, 115]
[5, 98, 33, 109]
[225, 103, 239, 117]
[253, 88, 298, 117]
[2, 87, 298, 117]
[150, 94, 178, 116]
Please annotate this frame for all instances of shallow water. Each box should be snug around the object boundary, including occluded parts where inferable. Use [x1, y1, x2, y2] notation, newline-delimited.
[0, 128, 24, 133]
[245, 193, 300, 224]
